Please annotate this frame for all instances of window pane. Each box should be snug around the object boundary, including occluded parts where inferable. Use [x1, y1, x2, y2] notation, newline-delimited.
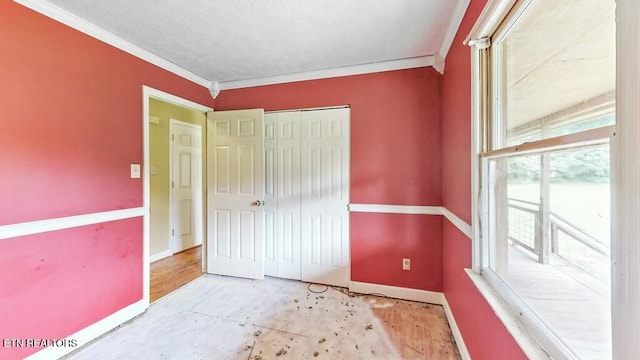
[489, 145, 611, 359]
[498, 0, 616, 147]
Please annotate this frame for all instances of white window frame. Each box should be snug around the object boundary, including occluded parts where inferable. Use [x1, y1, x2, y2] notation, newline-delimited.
[467, 0, 640, 358]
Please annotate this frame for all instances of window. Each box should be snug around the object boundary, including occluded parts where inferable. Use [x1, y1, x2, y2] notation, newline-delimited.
[469, 0, 617, 358]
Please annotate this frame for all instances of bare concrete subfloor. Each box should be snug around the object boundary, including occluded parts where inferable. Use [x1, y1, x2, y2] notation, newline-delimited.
[66, 275, 460, 360]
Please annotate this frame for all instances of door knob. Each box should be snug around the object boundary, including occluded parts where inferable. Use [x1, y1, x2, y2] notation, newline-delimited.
[251, 200, 263, 206]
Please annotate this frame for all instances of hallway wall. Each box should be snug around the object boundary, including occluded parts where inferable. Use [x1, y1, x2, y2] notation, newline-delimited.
[149, 99, 205, 259]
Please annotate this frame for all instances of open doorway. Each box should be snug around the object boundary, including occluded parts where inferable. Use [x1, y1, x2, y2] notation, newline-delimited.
[142, 87, 212, 303]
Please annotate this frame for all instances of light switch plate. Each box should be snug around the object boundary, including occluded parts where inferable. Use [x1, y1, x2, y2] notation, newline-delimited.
[130, 164, 141, 178]
[150, 166, 157, 175]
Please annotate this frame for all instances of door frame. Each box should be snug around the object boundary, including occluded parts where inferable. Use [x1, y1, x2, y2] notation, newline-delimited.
[169, 119, 203, 254]
[142, 86, 212, 306]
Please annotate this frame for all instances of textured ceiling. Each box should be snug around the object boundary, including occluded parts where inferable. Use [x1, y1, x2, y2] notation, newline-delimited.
[45, 0, 462, 86]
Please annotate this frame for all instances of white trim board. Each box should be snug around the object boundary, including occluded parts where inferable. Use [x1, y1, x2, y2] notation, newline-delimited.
[441, 208, 473, 239]
[13, 0, 210, 88]
[0, 207, 144, 240]
[442, 297, 471, 360]
[217, 56, 436, 90]
[145, 86, 213, 113]
[149, 250, 171, 263]
[348, 204, 442, 215]
[348, 204, 473, 239]
[25, 300, 146, 360]
[349, 281, 444, 305]
[612, 0, 640, 357]
[142, 85, 213, 306]
[437, 0, 472, 73]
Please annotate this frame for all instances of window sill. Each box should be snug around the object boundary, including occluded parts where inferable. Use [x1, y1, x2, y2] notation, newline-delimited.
[464, 268, 551, 359]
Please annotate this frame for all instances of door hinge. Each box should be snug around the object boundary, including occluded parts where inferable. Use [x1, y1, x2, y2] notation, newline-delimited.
[172, 229, 174, 236]
[172, 134, 175, 141]
[172, 181, 174, 188]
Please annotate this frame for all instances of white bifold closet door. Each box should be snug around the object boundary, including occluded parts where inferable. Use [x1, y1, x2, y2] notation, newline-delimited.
[300, 108, 350, 287]
[264, 112, 302, 280]
[264, 108, 350, 287]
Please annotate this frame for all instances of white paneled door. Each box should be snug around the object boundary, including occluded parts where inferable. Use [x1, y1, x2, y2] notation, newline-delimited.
[264, 112, 302, 280]
[170, 120, 203, 254]
[207, 109, 265, 279]
[300, 108, 350, 287]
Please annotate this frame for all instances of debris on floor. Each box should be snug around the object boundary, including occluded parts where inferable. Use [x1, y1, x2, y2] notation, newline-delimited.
[68, 276, 461, 360]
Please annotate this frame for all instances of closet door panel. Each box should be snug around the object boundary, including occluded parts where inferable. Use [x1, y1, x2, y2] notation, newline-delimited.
[300, 108, 350, 287]
[275, 112, 302, 279]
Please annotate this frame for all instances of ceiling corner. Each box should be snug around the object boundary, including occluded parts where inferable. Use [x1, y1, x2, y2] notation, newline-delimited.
[433, 53, 446, 74]
[14, 0, 211, 88]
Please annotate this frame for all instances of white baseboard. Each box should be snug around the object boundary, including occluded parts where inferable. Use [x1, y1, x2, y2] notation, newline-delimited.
[349, 281, 445, 305]
[26, 300, 147, 360]
[442, 295, 471, 360]
[149, 250, 171, 263]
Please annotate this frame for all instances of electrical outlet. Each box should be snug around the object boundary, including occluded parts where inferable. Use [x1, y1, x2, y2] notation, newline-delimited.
[130, 164, 141, 179]
[402, 258, 411, 271]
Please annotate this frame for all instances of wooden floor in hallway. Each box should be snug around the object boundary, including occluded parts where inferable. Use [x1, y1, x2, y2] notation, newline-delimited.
[68, 275, 460, 360]
[150, 245, 203, 303]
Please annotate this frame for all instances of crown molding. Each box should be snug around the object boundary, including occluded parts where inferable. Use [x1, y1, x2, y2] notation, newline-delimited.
[14, 0, 468, 92]
[433, 52, 446, 75]
[439, 0, 472, 62]
[217, 56, 436, 90]
[208, 81, 221, 99]
[14, 0, 211, 89]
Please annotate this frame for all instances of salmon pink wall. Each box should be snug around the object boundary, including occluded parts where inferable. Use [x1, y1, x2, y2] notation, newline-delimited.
[0, 219, 142, 360]
[442, 222, 526, 359]
[351, 213, 442, 291]
[216, 68, 442, 206]
[441, 0, 526, 358]
[216, 68, 443, 291]
[0, 2, 213, 359]
[0, 2, 213, 224]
